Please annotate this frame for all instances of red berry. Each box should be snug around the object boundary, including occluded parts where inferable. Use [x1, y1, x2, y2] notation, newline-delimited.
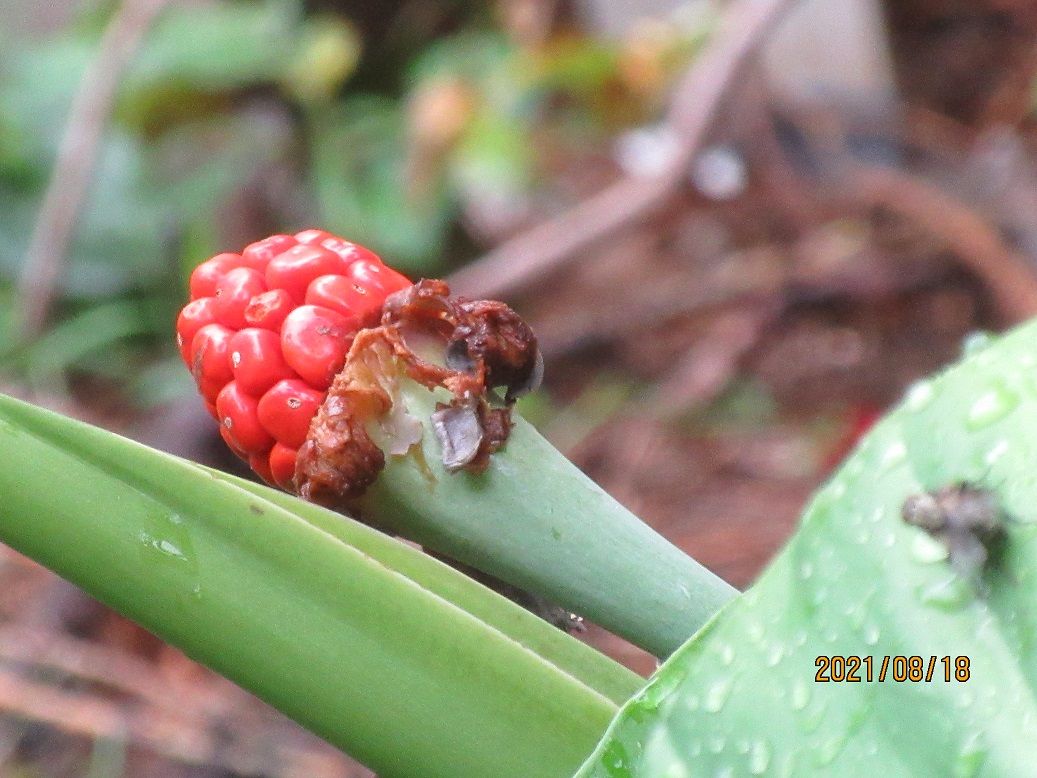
[249, 451, 275, 485]
[317, 236, 381, 266]
[177, 231, 411, 490]
[257, 379, 325, 448]
[268, 443, 298, 490]
[244, 289, 294, 331]
[220, 425, 248, 460]
[216, 382, 274, 455]
[242, 234, 296, 272]
[266, 244, 350, 302]
[213, 267, 267, 330]
[349, 257, 412, 299]
[295, 228, 335, 245]
[189, 253, 241, 299]
[280, 304, 357, 389]
[305, 274, 383, 324]
[191, 324, 234, 403]
[176, 297, 219, 365]
[229, 328, 296, 395]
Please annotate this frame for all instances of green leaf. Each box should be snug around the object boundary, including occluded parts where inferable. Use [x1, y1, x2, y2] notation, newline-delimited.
[522, 38, 620, 97]
[206, 466, 643, 707]
[280, 15, 362, 103]
[0, 393, 634, 777]
[21, 299, 160, 388]
[125, 0, 299, 93]
[408, 32, 515, 89]
[0, 8, 300, 299]
[309, 98, 454, 273]
[578, 321, 1037, 776]
[452, 109, 534, 199]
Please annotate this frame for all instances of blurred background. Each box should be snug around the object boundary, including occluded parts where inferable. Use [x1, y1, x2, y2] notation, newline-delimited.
[1, 0, 1036, 774]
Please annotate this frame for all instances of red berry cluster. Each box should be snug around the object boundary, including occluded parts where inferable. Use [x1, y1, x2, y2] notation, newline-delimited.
[176, 230, 412, 488]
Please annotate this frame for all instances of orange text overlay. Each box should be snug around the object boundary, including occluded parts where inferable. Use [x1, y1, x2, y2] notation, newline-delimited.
[814, 655, 971, 683]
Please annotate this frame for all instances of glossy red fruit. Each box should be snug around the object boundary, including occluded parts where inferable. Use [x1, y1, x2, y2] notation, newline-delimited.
[220, 425, 248, 459]
[305, 274, 381, 323]
[176, 297, 219, 365]
[189, 253, 241, 299]
[191, 324, 234, 403]
[249, 451, 275, 484]
[257, 379, 325, 449]
[243, 289, 294, 331]
[245, 454, 273, 485]
[177, 231, 411, 489]
[242, 234, 296, 272]
[214, 267, 267, 329]
[316, 235, 381, 266]
[266, 244, 350, 303]
[295, 228, 336, 245]
[348, 257, 412, 299]
[229, 328, 294, 395]
[216, 382, 274, 454]
[268, 443, 298, 490]
[280, 304, 358, 389]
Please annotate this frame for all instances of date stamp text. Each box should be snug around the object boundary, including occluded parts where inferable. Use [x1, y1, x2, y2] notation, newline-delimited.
[814, 655, 971, 683]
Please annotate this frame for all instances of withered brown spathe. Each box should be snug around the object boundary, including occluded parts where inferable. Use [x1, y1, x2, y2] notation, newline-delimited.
[295, 279, 540, 506]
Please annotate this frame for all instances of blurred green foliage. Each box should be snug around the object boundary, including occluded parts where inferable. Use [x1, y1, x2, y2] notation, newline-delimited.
[0, 0, 705, 407]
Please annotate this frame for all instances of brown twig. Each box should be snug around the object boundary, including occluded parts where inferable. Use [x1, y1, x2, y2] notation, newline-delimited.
[447, 0, 796, 298]
[649, 304, 778, 418]
[0, 624, 233, 717]
[0, 668, 356, 777]
[844, 165, 1037, 323]
[16, 0, 171, 340]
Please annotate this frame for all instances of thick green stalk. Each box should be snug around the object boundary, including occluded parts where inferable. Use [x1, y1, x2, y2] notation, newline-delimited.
[0, 393, 630, 777]
[354, 384, 738, 658]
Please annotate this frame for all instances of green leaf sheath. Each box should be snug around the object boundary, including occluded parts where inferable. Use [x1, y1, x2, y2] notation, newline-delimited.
[579, 323, 1037, 776]
[0, 394, 631, 777]
[354, 384, 738, 659]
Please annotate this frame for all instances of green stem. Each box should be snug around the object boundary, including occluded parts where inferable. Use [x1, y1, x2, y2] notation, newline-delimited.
[0, 394, 632, 777]
[354, 384, 739, 657]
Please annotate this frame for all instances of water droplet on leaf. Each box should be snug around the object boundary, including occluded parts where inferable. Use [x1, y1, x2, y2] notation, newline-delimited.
[983, 439, 1010, 465]
[910, 532, 949, 564]
[791, 679, 810, 711]
[749, 740, 772, 775]
[879, 441, 907, 469]
[953, 732, 986, 778]
[918, 574, 971, 609]
[961, 331, 994, 357]
[704, 677, 733, 712]
[905, 380, 935, 411]
[966, 385, 1018, 430]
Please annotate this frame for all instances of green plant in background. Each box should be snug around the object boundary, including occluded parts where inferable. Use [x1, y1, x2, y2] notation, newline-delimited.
[0, 0, 706, 405]
[1, 0, 335, 396]
[4, 316, 1037, 774]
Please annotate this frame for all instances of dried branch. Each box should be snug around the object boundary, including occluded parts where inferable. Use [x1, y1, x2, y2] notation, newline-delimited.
[16, 0, 171, 340]
[649, 304, 778, 418]
[447, 0, 796, 298]
[844, 166, 1037, 323]
[0, 667, 356, 777]
[0, 624, 231, 717]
